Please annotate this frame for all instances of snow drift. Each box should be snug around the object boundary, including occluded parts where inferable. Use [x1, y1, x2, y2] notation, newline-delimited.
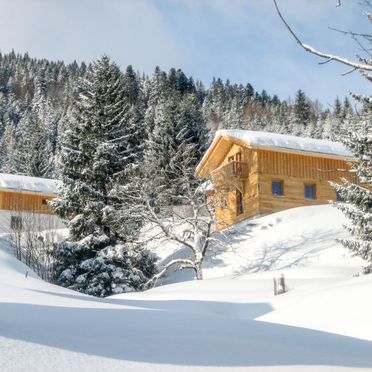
[0, 205, 371, 372]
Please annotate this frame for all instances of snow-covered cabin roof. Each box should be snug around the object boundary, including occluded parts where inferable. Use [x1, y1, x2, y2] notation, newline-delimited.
[196, 130, 352, 176]
[217, 130, 351, 157]
[0, 174, 61, 195]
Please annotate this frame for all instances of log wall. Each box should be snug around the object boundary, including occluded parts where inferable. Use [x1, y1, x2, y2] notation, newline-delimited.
[214, 144, 260, 228]
[211, 142, 354, 229]
[0, 190, 55, 214]
[257, 149, 354, 215]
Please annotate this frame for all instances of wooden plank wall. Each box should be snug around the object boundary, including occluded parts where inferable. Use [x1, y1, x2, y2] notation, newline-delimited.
[209, 141, 355, 229]
[258, 150, 353, 181]
[214, 144, 260, 228]
[0, 190, 55, 214]
[257, 149, 354, 215]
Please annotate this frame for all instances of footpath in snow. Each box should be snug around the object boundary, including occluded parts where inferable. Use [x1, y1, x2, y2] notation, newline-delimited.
[0, 205, 371, 372]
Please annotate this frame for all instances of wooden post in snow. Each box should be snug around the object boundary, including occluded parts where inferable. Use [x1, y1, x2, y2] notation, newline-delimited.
[273, 273, 287, 295]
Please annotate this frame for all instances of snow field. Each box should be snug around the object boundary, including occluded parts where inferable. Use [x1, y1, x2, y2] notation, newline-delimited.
[0, 205, 371, 371]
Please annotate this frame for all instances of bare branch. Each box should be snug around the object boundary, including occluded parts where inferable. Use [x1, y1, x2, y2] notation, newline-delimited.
[146, 258, 196, 288]
[328, 26, 372, 40]
[319, 58, 334, 65]
[342, 67, 358, 76]
[273, 0, 372, 71]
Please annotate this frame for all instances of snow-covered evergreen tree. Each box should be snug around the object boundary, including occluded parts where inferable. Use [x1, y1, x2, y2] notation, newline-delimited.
[144, 92, 208, 207]
[16, 112, 53, 177]
[333, 100, 372, 267]
[272, 0, 372, 269]
[0, 123, 18, 173]
[291, 89, 311, 136]
[52, 55, 156, 297]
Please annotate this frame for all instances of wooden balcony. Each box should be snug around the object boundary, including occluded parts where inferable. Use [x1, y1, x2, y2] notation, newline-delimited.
[211, 161, 248, 184]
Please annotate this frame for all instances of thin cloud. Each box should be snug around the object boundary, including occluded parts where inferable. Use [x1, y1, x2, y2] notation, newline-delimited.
[0, 0, 368, 102]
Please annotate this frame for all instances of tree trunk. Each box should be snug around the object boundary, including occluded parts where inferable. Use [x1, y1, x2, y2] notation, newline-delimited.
[195, 262, 203, 280]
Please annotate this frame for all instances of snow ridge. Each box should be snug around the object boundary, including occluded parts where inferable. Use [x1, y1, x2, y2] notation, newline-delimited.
[216, 130, 352, 158]
[0, 173, 61, 195]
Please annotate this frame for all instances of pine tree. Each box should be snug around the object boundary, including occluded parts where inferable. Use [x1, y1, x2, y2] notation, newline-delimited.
[52, 56, 156, 297]
[0, 122, 18, 173]
[144, 92, 208, 207]
[333, 97, 342, 119]
[342, 97, 353, 121]
[170, 93, 209, 195]
[333, 106, 372, 268]
[16, 112, 52, 177]
[271, 0, 371, 271]
[292, 89, 311, 135]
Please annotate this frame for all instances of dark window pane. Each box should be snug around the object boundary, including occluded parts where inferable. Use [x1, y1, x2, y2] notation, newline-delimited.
[236, 189, 243, 215]
[305, 184, 315, 199]
[272, 181, 283, 196]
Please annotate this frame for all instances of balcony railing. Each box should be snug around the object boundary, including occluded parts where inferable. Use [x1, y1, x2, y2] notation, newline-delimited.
[211, 161, 248, 183]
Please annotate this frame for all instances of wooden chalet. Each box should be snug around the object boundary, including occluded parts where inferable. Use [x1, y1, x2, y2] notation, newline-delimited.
[196, 130, 354, 228]
[0, 174, 60, 215]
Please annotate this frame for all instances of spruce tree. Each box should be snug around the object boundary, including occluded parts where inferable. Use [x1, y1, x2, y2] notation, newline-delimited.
[17, 112, 52, 177]
[52, 56, 156, 297]
[333, 106, 372, 268]
[144, 91, 208, 208]
[270, 0, 371, 272]
[292, 89, 311, 135]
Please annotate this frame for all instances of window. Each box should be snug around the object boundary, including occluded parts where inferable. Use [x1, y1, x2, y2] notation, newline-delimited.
[234, 152, 242, 174]
[272, 180, 283, 196]
[42, 199, 48, 205]
[236, 189, 243, 216]
[304, 184, 316, 199]
[10, 216, 22, 230]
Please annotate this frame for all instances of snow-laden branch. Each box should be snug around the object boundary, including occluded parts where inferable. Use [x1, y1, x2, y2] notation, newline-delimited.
[145, 258, 196, 288]
[144, 199, 196, 252]
[273, 0, 372, 71]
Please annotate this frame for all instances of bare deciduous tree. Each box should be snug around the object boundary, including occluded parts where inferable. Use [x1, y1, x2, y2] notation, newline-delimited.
[273, 0, 372, 73]
[9, 191, 64, 281]
[117, 163, 233, 285]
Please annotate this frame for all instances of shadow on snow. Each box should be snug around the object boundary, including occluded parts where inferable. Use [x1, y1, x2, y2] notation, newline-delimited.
[0, 294, 372, 368]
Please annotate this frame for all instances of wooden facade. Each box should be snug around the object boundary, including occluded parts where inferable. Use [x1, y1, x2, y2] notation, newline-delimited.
[196, 132, 354, 229]
[0, 174, 59, 215]
[0, 189, 55, 214]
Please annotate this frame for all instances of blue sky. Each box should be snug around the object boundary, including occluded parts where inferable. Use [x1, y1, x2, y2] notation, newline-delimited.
[0, 0, 369, 105]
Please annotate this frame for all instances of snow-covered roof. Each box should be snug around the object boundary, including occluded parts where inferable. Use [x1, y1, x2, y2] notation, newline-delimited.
[216, 130, 352, 158]
[0, 174, 61, 195]
[196, 130, 352, 176]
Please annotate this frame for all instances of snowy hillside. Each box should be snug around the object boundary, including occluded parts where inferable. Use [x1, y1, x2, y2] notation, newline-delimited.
[151, 205, 364, 283]
[0, 205, 372, 371]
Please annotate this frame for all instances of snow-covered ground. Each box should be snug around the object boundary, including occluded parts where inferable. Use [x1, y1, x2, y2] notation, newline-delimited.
[0, 205, 371, 371]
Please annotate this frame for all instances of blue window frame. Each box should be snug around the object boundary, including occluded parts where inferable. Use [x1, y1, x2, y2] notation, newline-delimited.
[304, 184, 316, 199]
[272, 180, 283, 196]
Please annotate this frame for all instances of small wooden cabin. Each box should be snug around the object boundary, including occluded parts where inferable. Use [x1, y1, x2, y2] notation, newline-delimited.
[0, 174, 60, 214]
[196, 130, 354, 229]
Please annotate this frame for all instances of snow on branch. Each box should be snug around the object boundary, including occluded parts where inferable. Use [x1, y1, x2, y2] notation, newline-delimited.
[145, 258, 196, 288]
[273, 0, 372, 72]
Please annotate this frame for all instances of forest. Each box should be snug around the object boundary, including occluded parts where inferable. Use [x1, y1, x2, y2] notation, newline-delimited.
[0, 50, 358, 179]
[0, 50, 370, 297]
